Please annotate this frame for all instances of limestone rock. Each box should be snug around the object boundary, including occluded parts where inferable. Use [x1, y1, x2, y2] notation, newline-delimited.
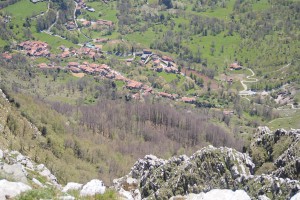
[251, 127, 300, 180]
[0, 179, 32, 200]
[62, 182, 83, 193]
[170, 189, 251, 200]
[36, 163, 60, 187]
[0, 163, 28, 183]
[291, 192, 300, 200]
[258, 195, 271, 200]
[113, 176, 141, 200]
[58, 195, 76, 200]
[0, 149, 61, 189]
[119, 188, 135, 200]
[128, 146, 255, 199]
[32, 178, 44, 188]
[80, 179, 106, 196]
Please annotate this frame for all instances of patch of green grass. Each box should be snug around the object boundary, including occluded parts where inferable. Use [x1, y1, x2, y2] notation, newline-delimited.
[4, 0, 47, 19]
[32, 32, 77, 53]
[252, 0, 271, 12]
[95, 190, 118, 200]
[34, 57, 49, 64]
[0, 38, 8, 47]
[17, 187, 57, 200]
[124, 29, 158, 47]
[83, 1, 118, 23]
[81, 29, 119, 41]
[185, 0, 235, 20]
[184, 32, 241, 67]
[158, 71, 178, 83]
[115, 80, 125, 88]
[268, 110, 300, 130]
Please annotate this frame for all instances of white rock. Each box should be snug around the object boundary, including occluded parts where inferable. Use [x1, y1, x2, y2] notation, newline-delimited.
[258, 195, 271, 200]
[291, 192, 300, 200]
[1, 163, 28, 183]
[59, 195, 76, 200]
[16, 154, 25, 162]
[40, 168, 51, 177]
[24, 159, 34, 170]
[37, 164, 45, 171]
[119, 188, 134, 200]
[0, 149, 3, 159]
[10, 150, 20, 156]
[62, 182, 83, 193]
[133, 189, 141, 200]
[80, 179, 106, 196]
[183, 189, 251, 200]
[0, 179, 32, 200]
[32, 178, 44, 188]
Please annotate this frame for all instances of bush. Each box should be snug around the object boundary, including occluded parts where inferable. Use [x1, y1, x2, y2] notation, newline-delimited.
[17, 188, 56, 200]
[251, 147, 268, 170]
[256, 162, 276, 175]
[95, 189, 118, 200]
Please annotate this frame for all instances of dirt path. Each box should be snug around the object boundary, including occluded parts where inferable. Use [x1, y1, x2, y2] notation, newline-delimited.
[239, 68, 258, 96]
[47, 11, 59, 32]
[275, 63, 291, 72]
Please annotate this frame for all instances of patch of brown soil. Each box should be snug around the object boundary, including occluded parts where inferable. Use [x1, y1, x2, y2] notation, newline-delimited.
[72, 73, 85, 78]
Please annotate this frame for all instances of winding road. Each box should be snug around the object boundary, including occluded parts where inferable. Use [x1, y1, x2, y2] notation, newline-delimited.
[239, 68, 258, 96]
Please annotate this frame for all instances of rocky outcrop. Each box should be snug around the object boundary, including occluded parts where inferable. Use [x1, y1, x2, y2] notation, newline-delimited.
[0, 149, 60, 188]
[0, 126, 298, 200]
[0, 149, 108, 198]
[125, 146, 255, 199]
[251, 127, 300, 180]
[0, 179, 32, 200]
[115, 127, 299, 199]
[170, 189, 251, 200]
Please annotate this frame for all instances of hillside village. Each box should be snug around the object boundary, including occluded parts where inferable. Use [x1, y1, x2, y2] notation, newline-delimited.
[4, 40, 200, 103]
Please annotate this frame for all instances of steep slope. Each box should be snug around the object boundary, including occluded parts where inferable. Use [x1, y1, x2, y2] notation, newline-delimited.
[114, 127, 299, 199]
[250, 126, 300, 179]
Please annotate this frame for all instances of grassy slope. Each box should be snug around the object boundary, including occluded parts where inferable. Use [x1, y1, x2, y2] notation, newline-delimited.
[4, 0, 47, 19]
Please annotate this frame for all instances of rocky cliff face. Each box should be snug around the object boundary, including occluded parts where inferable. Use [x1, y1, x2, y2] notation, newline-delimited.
[251, 126, 300, 180]
[114, 127, 299, 200]
[0, 149, 60, 199]
[129, 146, 254, 198]
[0, 148, 106, 200]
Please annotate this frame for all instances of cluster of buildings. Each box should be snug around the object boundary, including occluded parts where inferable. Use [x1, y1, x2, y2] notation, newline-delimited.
[59, 44, 103, 59]
[67, 61, 116, 78]
[135, 49, 179, 74]
[18, 41, 50, 57]
[63, 60, 195, 104]
[15, 40, 196, 104]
